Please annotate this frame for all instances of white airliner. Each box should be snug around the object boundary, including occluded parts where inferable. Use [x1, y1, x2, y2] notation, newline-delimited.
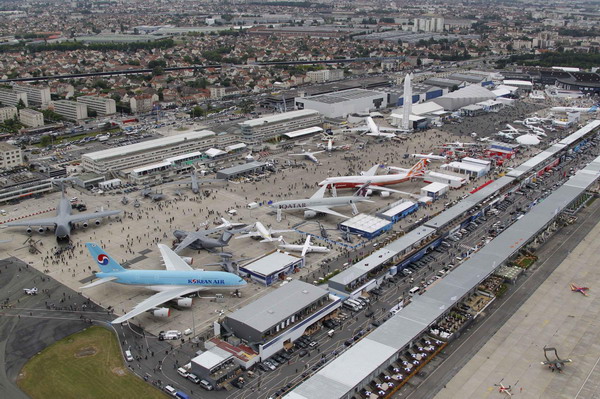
[350, 117, 408, 139]
[278, 235, 330, 257]
[288, 149, 326, 163]
[410, 152, 447, 161]
[235, 221, 294, 242]
[270, 182, 373, 222]
[318, 159, 428, 191]
[551, 104, 598, 113]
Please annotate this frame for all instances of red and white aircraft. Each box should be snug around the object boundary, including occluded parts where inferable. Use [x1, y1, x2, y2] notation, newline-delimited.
[570, 283, 590, 296]
[318, 159, 428, 193]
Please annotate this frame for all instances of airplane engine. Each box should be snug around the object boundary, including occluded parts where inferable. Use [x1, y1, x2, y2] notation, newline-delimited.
[38, 227, 45, 234]
[94, 219, 101, 226]
[366, 189, 374, 196]
[304, 210, 317, 219]
[26, 227, 33, 234]
[82, 222, 89, 228]
[150, 307, 170, 318]
[175, 297, 193, 308]
[181, 256, 193, 265]
[380, 191, 390, 198]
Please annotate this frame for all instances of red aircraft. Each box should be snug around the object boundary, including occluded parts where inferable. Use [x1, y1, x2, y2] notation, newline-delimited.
[570, 283, 590, 296]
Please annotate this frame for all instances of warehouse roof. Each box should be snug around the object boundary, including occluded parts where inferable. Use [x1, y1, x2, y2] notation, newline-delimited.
[83, 131, 215, 161]
[226, 280, 328, 333]
[240, 251, 301, 277]
[239, 109, 320, 128]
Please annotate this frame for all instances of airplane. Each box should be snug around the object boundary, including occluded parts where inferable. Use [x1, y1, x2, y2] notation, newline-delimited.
[541, 346, 572, 372]
[278, 235, 330, 257]
[550, 104, 599, 113]
[270, 181, 373, 222]
[494, 382, 513, 397]
[173, 218, 246, 253]
[504, 124, 521, 134]
[288, 149, 326, 163]
[349, 117, 408, 139]
[82, 242, 246, 324]
[166, 171, 227, 194]
[5, 180, 121, 241]
[23, 287, 38, 295]
[235, 221, 295, 242]
[141, 188, 167, 202]
[317, 138, 349, 152]
[443, 141, 480, 148]
[318, 159, 428, 192]
[570, 283, 589, 296]
[204, 252, 253, 275]
[410, 152, 447, 161]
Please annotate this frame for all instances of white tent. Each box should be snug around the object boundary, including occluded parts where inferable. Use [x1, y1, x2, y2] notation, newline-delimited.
[432, 85, 496, 111]
[516, 134, 541, 146]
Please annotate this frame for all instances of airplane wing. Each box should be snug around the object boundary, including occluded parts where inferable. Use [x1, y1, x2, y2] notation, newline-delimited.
[174, 232, 204, 253]
[362, 164, 380, 177]
[310, 185, 328, 200]
[68, 210, 121, 224]
[234, 231, 260, 239]
[301, 236, 311, 257]
[80, 276, 117, 289]
[306, 206, 349, 219]
[111, 286, 201, 324]
[5, 217, 58, 227]
[158, 244, 193, 271]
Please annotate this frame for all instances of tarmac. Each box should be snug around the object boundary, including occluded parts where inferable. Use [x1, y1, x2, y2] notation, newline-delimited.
[432, 201, 600, 399]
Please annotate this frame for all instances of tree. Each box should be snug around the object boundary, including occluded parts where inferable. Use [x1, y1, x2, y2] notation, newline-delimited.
[152, 66, 164, 76]
[40, 135, 52, 147]
[190, 106, 205, 118]
[88, 109, 98, 117]
[16, 99, 26, 110]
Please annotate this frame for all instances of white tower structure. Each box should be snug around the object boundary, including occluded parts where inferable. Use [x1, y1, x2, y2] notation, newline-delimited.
[402, 73, 413, 131]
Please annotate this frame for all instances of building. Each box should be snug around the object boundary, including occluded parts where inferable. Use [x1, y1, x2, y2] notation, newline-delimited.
[239, 251, 304, 286]
[13, 84, 51, 108]
[442, 157, 491, 178]
[413, 17, 445, 32]
[295, 89, 387, 119]
[423, 171, 467, 188]
[216, 161, 267, 180]
[0, 87, 28, 108]
[338, 213, 393, 239]
[0, 106, 17, 122]
[238, 110, 322, 145]
[431, 85, 495, 111]
[51, 100, 88, 121]
[0, 142, 23, 170]
[376, 200, 419, 223]
[305, 69, 344, 83]
[209, 87, 226, 99]
[82, 130, 216, 174]
[19, 108, 44, 128]
[130, 94, 158, 113]
[77, 96, 116, 116]
[420, 182, 449, 199]
[190, 346, 239, 388]
[222, 280, 340, 359]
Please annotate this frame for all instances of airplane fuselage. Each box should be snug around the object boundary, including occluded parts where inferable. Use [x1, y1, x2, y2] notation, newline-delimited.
[54, 198, 73, 238]
[319, 174, 410, 189]
[173, 230, 224, 249]
[279, 245, 329, 254]
[96, 269, 245, 288]
[271, 196, 369, 210]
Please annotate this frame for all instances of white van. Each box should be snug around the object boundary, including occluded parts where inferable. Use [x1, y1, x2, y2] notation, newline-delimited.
[342, 300, 360, 311]
[125, 350, 134, 362]
[409, 286, 420, 296]
[159, 330, 182, 340]
[163, 385, 177, 396]
[327, 329, 335, 337]
[346, 299, 363, 310]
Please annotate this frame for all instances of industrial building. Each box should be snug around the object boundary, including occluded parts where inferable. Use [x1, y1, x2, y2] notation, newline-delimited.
[0, 87, 28, 108]
[378, 83, 443, 107]
[82, 130, 216, 174]
[222, 280, 340, 359]
[338, 214, 393, 239]
[77, 95, 117, 116]
[52, 100, 88, 121]
[295, 89, 387, 119]
[19, 108, 44, 128]
[0, 106, 17, 122]
[238, 109, 322, 145]
[376, 200, 419, 223]
[432, 85, 496, 111]
[216, 161, 267, 180]
[442, 157, 491, 178]
[423, 171, 467, 188]
[13, 84, 51, 108]
[239, 250, 304, 286]
[420, 182, 449, 199]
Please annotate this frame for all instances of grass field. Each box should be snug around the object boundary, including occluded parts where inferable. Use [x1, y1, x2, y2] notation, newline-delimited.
[17, 326, 167, 399]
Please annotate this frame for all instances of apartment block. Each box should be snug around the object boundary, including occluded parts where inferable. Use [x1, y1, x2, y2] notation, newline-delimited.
[52, 100, 88, 121]
[19, 108, 44, 128]
[0, 106, 17, 122]
[0, 88, 28, 108]
[13, 84, 51, 108]
[0, 142, 23, 170]
[77, 96, 116, 116]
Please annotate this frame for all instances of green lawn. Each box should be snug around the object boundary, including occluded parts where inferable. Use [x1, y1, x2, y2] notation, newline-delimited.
[17, 326, 167, 399]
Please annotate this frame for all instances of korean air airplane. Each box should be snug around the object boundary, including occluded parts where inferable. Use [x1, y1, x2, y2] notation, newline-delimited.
[83, 242, 246, 324]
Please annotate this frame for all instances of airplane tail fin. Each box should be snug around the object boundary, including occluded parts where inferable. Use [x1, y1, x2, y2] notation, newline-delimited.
[86, 243, 125, 273]
[407, 159, 428, 177]
[220, 231, 234, 245]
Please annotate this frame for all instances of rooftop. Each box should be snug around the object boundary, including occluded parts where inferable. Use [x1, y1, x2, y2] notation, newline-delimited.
[239, 109, 320, 128]
[240, 251, 301, 277]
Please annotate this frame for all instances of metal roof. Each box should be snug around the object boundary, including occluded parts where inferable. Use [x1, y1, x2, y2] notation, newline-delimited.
[82, 131, 215, 161]
[339, 214, 391, 233]
[239, 109, 320, 128]
[287, 154, 600, 399]
[216, 161, 266, 175]
[226, 280, 328, 333]
[283, 126, 323, 139]
[240, 251, 300, 277]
